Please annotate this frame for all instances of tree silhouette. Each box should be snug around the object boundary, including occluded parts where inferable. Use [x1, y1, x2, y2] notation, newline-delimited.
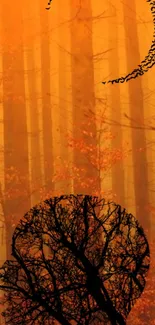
[0, 195, 150, 325]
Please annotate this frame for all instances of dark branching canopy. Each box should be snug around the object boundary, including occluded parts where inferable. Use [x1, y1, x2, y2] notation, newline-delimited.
[0, 195, 150, 325]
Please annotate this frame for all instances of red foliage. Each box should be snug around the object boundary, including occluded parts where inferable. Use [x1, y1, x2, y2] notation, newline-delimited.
[127, 232, 155, 325]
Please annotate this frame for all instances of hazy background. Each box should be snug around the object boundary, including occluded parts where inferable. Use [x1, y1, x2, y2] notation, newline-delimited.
[0, 0, 154, 323]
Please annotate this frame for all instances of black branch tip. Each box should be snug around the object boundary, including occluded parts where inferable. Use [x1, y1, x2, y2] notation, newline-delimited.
[0, 194, 150, 325]
[46, 0, 52, 10]
[102, 0, 155, 84]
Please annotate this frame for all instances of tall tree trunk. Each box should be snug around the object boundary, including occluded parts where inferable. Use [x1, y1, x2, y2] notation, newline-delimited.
[108, 4, 125, 208]
[40, 0, 54, 194]
[24, 0, 42, 207]
[1, 0, 31, 259]
[57, 0, 72, 195]
[70, 0, 100, 197]
[123, 1, 150, 237]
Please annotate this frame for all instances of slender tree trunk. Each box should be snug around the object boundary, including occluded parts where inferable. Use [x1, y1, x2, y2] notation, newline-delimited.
[70, 0, 100, 197]
[58, 0, 71, 195]
[24, 0, 42, 207]
[108, 4, 125, 209]
[40, 0, 54, 193]
[123, 0, 150, 239]
[1, 0, 31, 259]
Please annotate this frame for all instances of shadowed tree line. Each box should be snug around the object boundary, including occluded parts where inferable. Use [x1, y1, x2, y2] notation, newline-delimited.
[0, 195, 150, 325]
